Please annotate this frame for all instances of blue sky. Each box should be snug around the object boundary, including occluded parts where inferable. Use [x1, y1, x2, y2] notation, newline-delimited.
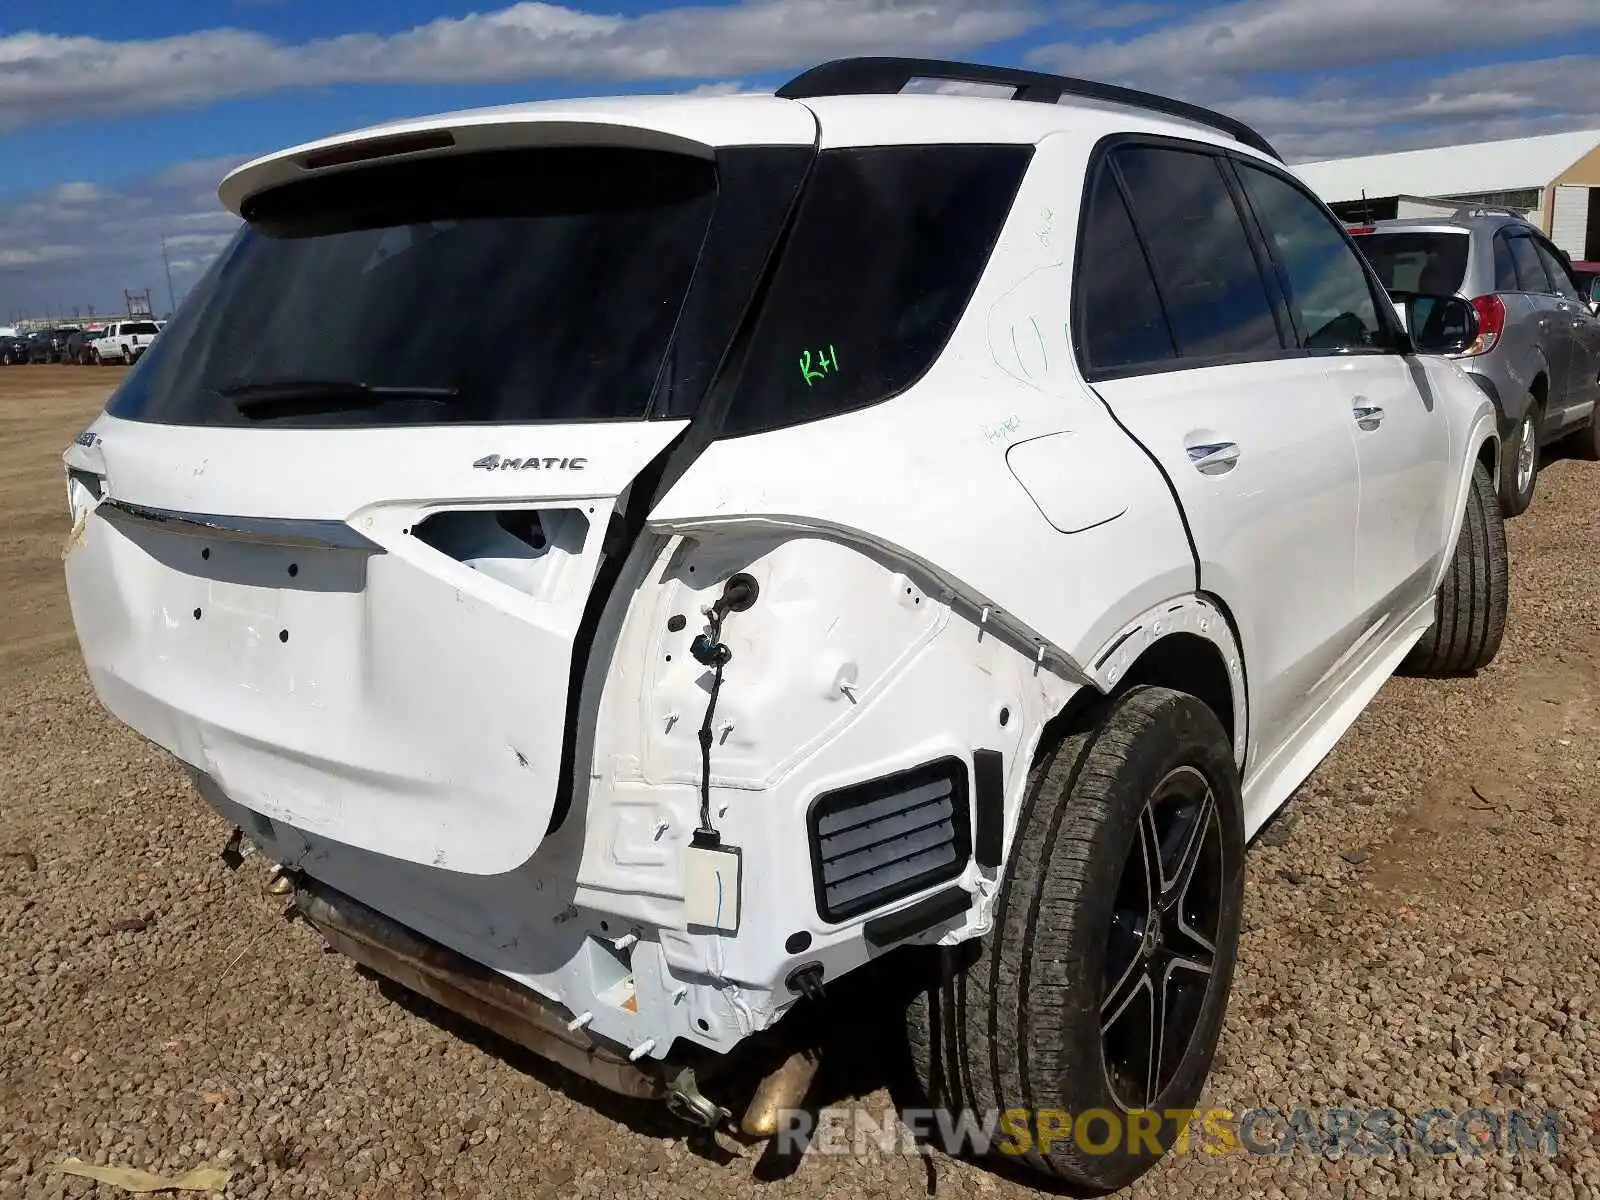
[3, 0, 1600, 318]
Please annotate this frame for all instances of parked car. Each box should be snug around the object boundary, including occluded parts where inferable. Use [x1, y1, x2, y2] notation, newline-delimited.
[60, 57, 1510, 1192]
[92, 320, 161, 364]
[25, 326, 77, 363]
[1350, 210, 1600, 514]
[0, 333, 25, 365]
[61, 328, 102, 365]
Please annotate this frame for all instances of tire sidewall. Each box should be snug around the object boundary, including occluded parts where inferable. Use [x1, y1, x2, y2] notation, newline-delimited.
[1502, 406, 1538, 515]
[1033, 691, 1244, 1178]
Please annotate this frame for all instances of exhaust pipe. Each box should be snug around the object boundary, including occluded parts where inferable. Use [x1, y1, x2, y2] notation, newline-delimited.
[290, 874, 663, 1102]
[740, 1048, 821, 1137]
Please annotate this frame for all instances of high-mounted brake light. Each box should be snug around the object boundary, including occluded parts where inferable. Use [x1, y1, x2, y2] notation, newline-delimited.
[299, 130, 456, 171]
[1459, 294, 1506, 357]
[1347, 226, 1377, 235]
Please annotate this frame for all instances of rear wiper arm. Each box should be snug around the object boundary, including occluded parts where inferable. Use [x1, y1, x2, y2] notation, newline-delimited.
[217, 380, 459, 418]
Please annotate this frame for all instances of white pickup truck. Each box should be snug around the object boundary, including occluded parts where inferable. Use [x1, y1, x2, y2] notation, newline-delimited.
[92, 320, 161, 364]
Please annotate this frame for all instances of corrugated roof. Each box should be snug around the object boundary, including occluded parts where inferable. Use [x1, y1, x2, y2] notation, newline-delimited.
[1295, 129, 1600, 203]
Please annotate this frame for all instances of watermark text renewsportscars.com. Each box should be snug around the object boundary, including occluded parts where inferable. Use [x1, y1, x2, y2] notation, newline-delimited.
[774, 1106, 1562, 1160]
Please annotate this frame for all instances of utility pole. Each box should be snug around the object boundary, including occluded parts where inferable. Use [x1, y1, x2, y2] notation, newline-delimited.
[160, 235, 177, 318]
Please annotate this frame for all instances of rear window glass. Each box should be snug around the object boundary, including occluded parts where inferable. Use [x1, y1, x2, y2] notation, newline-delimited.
[1351, 231, 1469, 294]
[717, 144, 1032, 439]
[107, 147, 720, 427]
[123, 322, 159, 335]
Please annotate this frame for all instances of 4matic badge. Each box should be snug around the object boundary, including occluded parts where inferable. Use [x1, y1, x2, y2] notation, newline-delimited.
[472, 454, 588, 471]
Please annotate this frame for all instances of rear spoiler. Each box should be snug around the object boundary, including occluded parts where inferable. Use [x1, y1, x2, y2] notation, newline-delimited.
[218, 99, 817, 216]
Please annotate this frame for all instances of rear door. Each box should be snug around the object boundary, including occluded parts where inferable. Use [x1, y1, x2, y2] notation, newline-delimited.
[1233, 159, 1452, 633]
[1506, 232, 1573, 431]
[1079, 142, 1361, 762]
[1531, 235, 1600, 426]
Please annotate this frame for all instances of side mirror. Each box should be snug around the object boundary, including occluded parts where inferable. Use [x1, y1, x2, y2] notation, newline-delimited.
[1397, 293, 1479, 356]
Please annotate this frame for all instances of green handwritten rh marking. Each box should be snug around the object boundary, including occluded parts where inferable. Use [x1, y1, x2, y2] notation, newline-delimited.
[799, 344, 840, 387]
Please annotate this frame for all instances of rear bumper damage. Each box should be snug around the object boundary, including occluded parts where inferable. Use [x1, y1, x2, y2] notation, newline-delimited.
[290, 872, 663, 1102]
[63, 413, 1084, 1113]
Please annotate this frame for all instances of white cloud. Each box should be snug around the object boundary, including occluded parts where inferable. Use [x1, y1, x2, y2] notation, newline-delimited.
[1031, 0, 1600, 79]
[1026, 2, 1600, 163]
[1058, 1, 1173, 30]
[0, 157, 246, 318]
[1208, 55, 1600, 160]
[679, 81, 774, 96]
[0, 0, 1041, 130]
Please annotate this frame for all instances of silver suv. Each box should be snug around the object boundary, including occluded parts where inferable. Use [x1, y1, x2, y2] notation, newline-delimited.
[1352, 211, 1600, 515]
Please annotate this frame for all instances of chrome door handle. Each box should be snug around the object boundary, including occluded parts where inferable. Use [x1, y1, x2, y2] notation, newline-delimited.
[1353, 405, 1385, 430]
[1186, 441, 1240, 475]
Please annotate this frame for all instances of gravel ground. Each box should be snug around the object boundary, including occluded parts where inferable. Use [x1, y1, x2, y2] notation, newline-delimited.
[3, 365, 1599, 1198]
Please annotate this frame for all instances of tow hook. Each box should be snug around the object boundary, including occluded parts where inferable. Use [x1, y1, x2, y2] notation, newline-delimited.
[664, 1066, 730, 1129]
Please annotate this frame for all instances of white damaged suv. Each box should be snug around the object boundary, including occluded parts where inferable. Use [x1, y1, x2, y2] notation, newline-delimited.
[62, 58, 1508, 1191]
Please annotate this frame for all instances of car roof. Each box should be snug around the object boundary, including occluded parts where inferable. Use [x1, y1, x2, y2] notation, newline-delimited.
[219, 90, 1278, 216]
[1357, 214, 1536, 236]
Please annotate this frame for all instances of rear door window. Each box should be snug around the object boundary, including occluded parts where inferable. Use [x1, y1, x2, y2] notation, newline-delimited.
[1508, 236, 1553, 294]
[1348, 230, 1469, 295]
[1236, 163, 1387, 352]
[1534, 240, 1582, 301]
[1112, 146, 1282, 362]
[1075, 166, 1177, 375]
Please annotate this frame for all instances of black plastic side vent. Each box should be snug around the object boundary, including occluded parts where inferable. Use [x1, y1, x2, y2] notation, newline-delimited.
[807, 756, 972, 924]
[972, 749, 1004, 869]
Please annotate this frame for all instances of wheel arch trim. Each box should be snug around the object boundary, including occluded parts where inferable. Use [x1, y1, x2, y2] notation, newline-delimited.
[1080, 592, 1247, 770]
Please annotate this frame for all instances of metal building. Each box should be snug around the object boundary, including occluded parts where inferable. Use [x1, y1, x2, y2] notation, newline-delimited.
[1296, 129, 1600, 260]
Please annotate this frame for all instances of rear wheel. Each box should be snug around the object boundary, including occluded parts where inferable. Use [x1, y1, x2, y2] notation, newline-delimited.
[1498, 404, 1538, 516]
[900, 686, 1243, 1193]
[1403, 460, 1507, 677]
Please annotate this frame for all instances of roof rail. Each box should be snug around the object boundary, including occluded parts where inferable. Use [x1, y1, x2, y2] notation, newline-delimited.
[774, 57, 1283, 162]
[1450, 204, 1532, 222]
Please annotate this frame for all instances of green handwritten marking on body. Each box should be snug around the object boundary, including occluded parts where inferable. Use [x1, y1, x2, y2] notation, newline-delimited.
[800, 344, 840, 387]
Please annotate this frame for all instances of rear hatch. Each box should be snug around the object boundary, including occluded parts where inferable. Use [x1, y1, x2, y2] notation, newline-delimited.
[63, 121, 815, 875]
[1349, 228, 1470, 296]
[121, 320, 160, 351]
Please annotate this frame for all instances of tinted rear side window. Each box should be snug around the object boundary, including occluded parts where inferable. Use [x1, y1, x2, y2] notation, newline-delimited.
[1508, 236, 1552, 293]
[1076, 167, 1176, 374]
[108, 147, 720, 427]
[1113, 146, 1281, 362]
[718, 144, 1032, 439]
[1534, 240, 1582, 301]
[1237, 164, 1385, 352]
[1493, 234, 1519, 292]
[1350, 231, 1469, 294]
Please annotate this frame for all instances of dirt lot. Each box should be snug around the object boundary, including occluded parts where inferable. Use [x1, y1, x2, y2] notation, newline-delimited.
[2, 365, 1599, 1199]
